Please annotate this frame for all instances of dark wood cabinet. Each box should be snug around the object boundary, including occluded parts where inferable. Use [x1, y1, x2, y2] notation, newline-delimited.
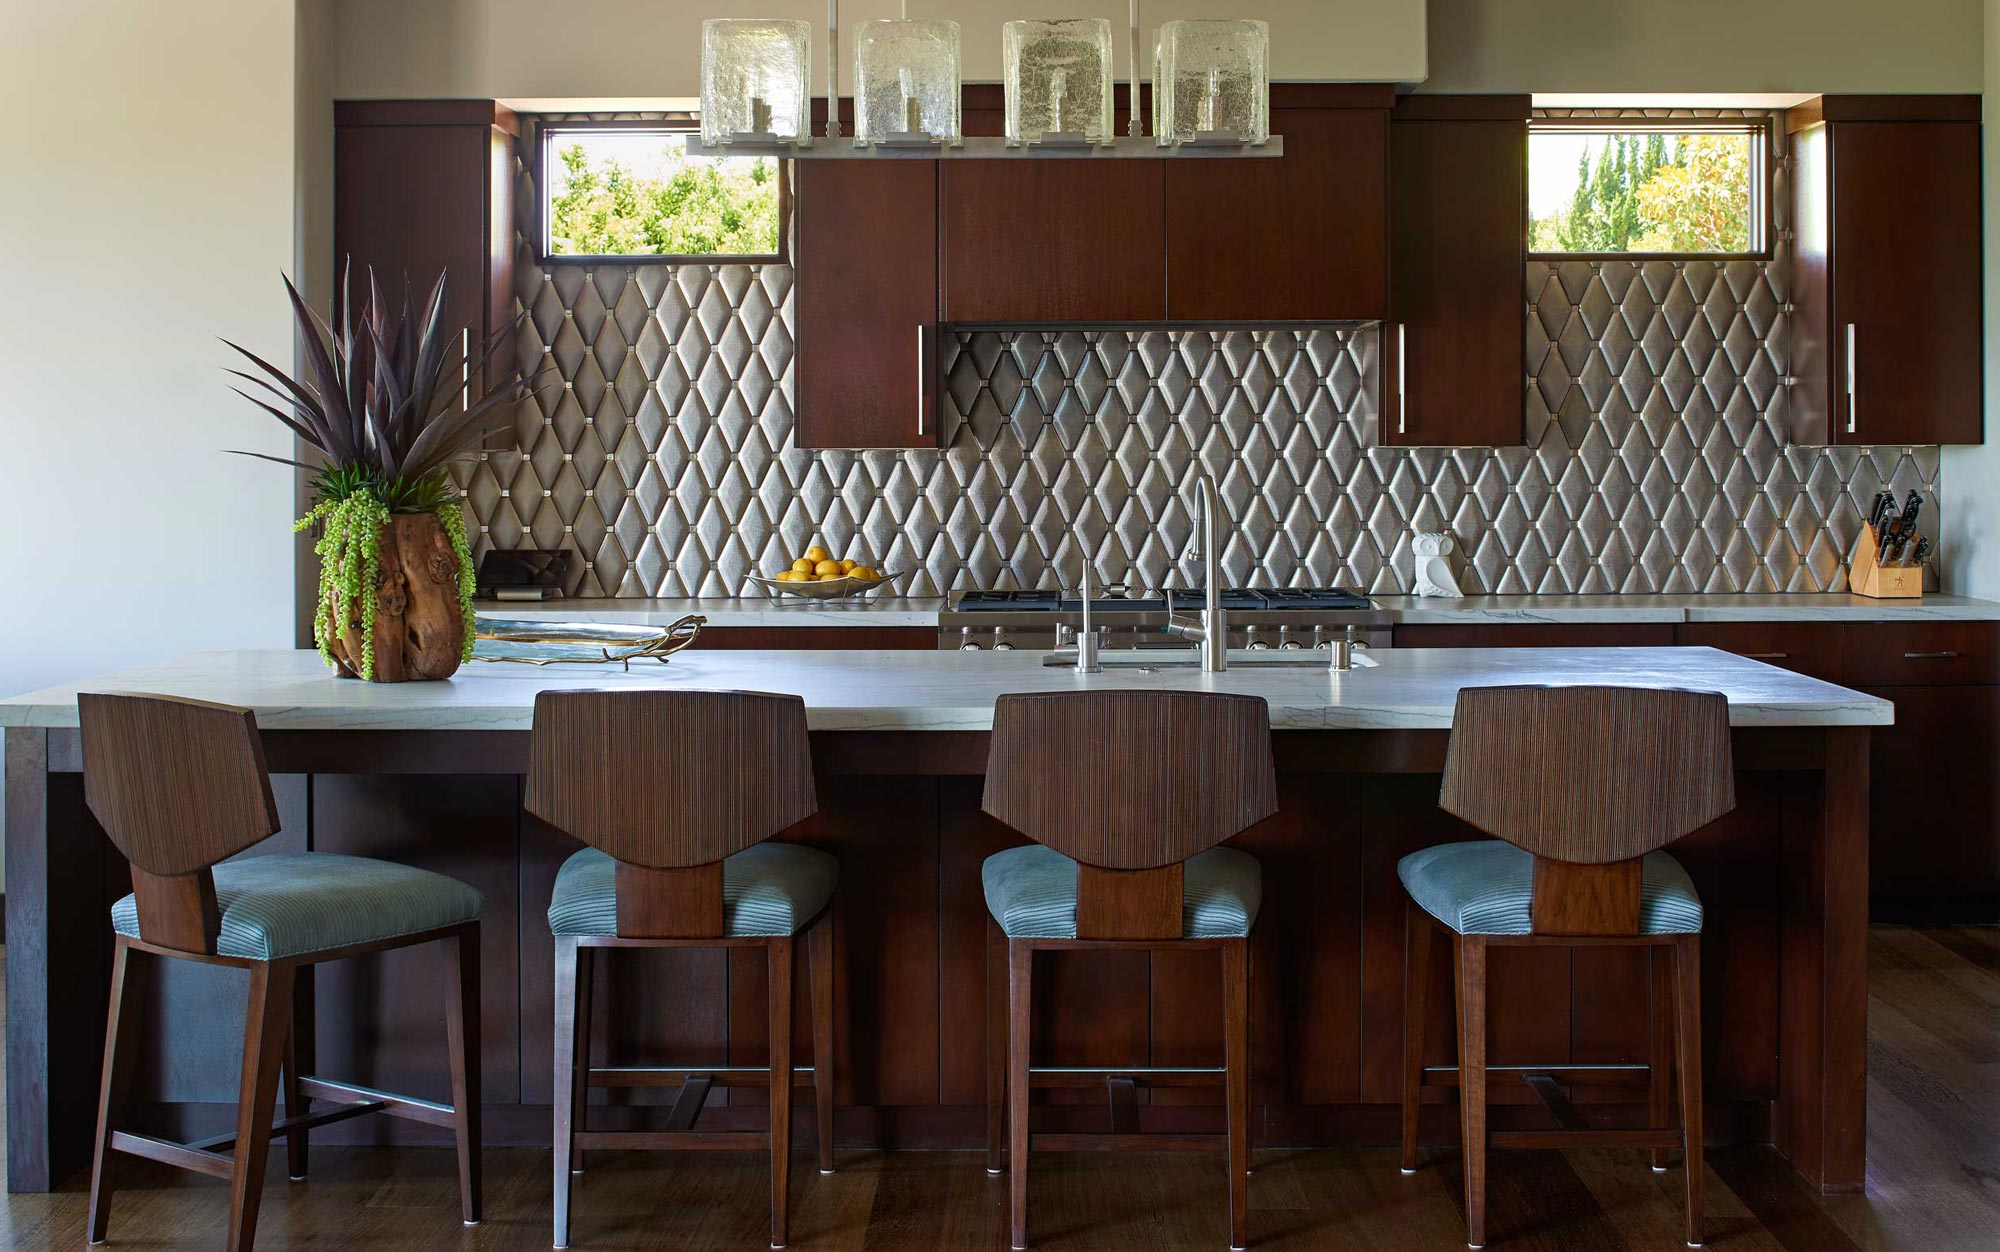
[1857, 683, 2000, 910]
[1392, 622, 1675, 649]
[1787, 96, 1984, 445]
[334, 101, 517, 441]
[939, 158, 1166, 322]
[1675, 621, 1846, 684]
[1164, 86, 1393, 320]
[1384, 95, 1529, 447]
[792, 158, 940, 448]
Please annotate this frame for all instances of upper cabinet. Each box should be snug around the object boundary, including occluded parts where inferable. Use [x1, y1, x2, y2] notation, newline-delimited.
[334, 101, 517, 437]
[1383, 95, 1529, 447]
[1787, 95, 1983, 445]
[940, 90, 1165, 322]
[1165, 85, 1392, 321]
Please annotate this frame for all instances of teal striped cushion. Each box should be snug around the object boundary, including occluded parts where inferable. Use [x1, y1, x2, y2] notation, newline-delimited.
[110, 853, 482, 961]
[547, 844, 838, 938]
[1397, 840, 1703, 936]
[981, 844, 1262, 939]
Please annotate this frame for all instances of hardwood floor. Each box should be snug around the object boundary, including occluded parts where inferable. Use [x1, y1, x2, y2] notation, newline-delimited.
[4, 927, 1996, 1251]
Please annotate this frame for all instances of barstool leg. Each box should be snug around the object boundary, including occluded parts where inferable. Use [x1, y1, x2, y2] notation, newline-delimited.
[808, 908, 837, 1175]
[570, 944, 593, 1176]
[228, 962, 295, 1252]
[443, 924, 482, 1225]
[1007, 939, 1034, 1250]
[1674, 935, 1705, 1248]
[552, 936, 581, 1249]
[87, 938, 147, 1245]
[769, 935, 796, 1249]
[1649, 945, 1676, 1173]
[986, 917, 1007, 1175]
[284, 967, 313, 1182]
[1222, 936, 1251, 1250]
[1400, 904, 1430, 1174]
[1454, 937, 1488, 1251]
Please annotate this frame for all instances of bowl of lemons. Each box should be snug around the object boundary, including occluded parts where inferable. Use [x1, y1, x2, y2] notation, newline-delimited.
[746, 546, 902, 599]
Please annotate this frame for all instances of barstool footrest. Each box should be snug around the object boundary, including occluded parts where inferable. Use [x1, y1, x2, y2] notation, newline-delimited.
[299, 1076, 454, 1128]
[587, 1065, 818, 1089]
[1026, 1065, 1227, 1088]
[187, 1098, 389, 1153]
[108, 1131, 235, 1179]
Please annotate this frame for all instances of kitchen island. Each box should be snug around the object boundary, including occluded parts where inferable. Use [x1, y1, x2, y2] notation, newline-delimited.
[2, 646, 1886, 1196]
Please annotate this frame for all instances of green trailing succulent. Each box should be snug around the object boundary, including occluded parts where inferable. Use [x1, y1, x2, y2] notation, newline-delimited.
[226, 264, 526, 678]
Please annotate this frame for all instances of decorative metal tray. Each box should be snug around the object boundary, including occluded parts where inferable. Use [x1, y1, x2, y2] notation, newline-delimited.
[744, 570, 906, 600]
[471, 615, 704, 668]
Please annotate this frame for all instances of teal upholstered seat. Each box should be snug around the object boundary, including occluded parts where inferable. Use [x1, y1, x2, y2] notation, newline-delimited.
[1397, 840, 1703, 936]
[548, 844, 838, 938]
[110, 852, 483, 961]
[981, 844, 1262, 939]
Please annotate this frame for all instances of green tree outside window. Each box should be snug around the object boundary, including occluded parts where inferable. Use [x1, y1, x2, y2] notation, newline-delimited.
[547, 138, 781, 257]
[1532, 132, 1754, 255]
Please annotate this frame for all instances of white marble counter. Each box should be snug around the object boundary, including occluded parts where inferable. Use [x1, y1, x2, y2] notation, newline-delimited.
[0, 646, 1892, 732]
[477, 596, 946, 627]
[483, 593, 2000, 630]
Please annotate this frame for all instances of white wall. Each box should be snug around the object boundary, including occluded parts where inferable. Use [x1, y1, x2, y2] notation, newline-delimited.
[0, 3, 300, 701]
[330, 0, 1427, 96]
[1944, 0, 2000, 597]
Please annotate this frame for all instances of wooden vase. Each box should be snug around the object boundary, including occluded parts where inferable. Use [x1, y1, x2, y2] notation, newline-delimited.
[326, 512, 466, 681]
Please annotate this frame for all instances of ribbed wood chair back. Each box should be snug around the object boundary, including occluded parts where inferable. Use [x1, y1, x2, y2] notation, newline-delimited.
[526, 689, 817, 867]
[79, 692, 280, 876]
[982, 690, 1278, 869]
[1439, 685, 1736, 863]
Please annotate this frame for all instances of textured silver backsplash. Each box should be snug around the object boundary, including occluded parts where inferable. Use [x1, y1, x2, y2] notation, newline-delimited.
[454, 114, 1941, 598]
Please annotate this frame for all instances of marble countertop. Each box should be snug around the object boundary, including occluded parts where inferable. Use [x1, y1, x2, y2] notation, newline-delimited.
[482, 593, 2000, 629]
[0, 646, 1892, 732]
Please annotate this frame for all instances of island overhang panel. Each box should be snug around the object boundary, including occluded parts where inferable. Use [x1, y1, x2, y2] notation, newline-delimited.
[2, 647, 1883, 1196]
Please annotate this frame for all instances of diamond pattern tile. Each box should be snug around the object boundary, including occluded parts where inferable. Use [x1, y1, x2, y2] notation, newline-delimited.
[457, 111, 1944, 598]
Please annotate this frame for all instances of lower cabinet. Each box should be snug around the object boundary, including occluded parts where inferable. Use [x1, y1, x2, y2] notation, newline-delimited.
[1396, 618, 2000, 920]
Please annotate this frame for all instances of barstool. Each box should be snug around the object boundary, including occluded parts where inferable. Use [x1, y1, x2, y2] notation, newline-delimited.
[528, 689, 838, 1250]
[1398, 685, 1727, 1249]
[80, 693, 484, 1252]
[981, 690, 1278, 1251]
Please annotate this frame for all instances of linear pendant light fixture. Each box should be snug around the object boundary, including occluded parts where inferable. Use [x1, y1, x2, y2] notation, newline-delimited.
[693, 0, 1278, 160]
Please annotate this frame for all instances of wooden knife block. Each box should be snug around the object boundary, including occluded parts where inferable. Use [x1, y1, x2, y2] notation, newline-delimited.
[1851, 527, 1923, 599]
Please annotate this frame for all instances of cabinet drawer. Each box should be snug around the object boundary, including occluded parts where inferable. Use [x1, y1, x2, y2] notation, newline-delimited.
[1393, 623, 1676, 649]
[1841, 621, 2000, 686]
[1675, 623, 1845, 684]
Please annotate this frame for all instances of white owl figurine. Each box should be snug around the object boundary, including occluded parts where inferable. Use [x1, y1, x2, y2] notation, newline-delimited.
[1413, 532, 1463, 598]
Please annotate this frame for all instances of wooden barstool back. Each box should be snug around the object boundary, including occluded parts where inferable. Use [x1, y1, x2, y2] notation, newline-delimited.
[982, 689, 1278, 939]
[526, 688, 817, 937]
[80, 692, 281, 954]
[1439, 684, 1735, 934]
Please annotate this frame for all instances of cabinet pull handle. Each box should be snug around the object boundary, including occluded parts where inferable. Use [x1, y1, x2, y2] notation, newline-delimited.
[1744, 652, 1790, 660]
[461, 327, 471, 414]
[1396, 323, 1407, 435]
[1844, 323, 1857, 434]
[916, 324, 927, 437]
[1903, 650, 1960, 659]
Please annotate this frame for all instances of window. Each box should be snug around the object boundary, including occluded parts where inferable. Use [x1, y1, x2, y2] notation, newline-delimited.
[538, 121, 786, 262]
[1528, 120, 1769, 257]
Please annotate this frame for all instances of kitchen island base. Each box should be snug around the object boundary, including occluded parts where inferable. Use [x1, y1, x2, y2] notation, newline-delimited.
[5, 725, 1866, 1198]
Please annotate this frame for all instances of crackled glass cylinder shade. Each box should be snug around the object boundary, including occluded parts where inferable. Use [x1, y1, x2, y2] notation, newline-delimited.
[853, 19, 961, 146]
[1156, 19, 1269, 146]
[700, 19, 811, 146]
[1002, 19, 1113, 146]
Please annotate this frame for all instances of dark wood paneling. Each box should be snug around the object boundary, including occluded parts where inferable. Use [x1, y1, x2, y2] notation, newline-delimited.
[1841, 621, 2000, 686]
[1861, 684, 2000, 902]
[940, 160, 1165, 323]
[1165, 106, 1389, 320]
[1677, 622, 1846, 684]
[1393, 622, 1677, 649]
[1386, 103, 1528, 446]
[793, 159, 939, 448]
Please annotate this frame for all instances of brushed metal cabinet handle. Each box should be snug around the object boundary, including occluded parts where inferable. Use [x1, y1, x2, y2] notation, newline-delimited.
[1844, 323, 1857, 435]
[1744, 652, 1790, 660]
[916, 325, 926, 438]
[1903, 651, 1961, 659]
[1396, 323, 1407, 436]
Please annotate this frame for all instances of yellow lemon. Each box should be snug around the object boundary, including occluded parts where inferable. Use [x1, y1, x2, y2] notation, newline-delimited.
[850, 566, 877, 581]
[839, 558, 859, 574]
[803, 545, 830, 564]
[791, 558, 814, 574]
[814, 559, 843, 577]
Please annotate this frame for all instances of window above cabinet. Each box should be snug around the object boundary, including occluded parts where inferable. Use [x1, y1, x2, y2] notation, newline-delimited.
[1528, 117, 1772, 259]
[536, 119, 789, 264]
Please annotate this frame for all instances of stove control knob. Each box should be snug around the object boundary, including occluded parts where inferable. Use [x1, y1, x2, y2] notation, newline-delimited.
[1279, 640, 1304, 651]
[958, 627, 983, 651]
[960, 641, 984, 651]
[994, 642, 1016, 651]
[1247, 640, 1272, 651]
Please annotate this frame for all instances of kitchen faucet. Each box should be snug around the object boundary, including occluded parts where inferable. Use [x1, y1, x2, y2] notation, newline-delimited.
[1166, 472, 1228, 672]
